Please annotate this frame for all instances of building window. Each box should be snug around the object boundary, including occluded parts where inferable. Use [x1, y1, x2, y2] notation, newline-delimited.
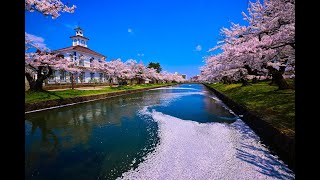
[90, 72, 94, 80]
[79, 59, 84, 66]
[90, 57, 94, 67]
[60, 71, 66, 82]
[68, 72, 73, 83]
[49, 70, 56, 81]
[99, 73, 103, 82]
[104, 74, 109, 82]
[81, 40, 84, 44]
[79, 72, 85, 83]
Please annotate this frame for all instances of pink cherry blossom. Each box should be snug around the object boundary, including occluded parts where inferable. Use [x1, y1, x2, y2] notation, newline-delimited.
[200, 0, 294, 87]
[25, 0, 76, 19]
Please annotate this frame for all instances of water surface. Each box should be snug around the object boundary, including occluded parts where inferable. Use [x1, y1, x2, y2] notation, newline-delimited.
[25, 84, 294, 179]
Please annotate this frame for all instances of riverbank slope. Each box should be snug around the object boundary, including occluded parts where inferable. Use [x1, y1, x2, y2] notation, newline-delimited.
[25, 83, 177, 112]
[204, 81, 295, 172]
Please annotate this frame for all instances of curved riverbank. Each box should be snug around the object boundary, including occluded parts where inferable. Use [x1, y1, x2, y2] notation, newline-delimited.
[203, 84, 295, 172]
[25, 84, 176, 113]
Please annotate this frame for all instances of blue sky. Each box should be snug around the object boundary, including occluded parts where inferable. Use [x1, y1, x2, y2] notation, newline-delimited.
[25, 0, 249, 79]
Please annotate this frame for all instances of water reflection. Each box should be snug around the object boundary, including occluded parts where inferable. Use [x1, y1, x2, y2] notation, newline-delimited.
[150, 84, 236, 123]
[25, 90, 167, 179]
[25, 84, 236, 179]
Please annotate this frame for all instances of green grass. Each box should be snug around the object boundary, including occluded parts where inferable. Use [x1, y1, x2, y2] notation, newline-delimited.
[25, 83, 176, 104]
[206, 80, 295, 137]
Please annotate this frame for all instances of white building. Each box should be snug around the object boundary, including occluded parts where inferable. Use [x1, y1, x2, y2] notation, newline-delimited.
[48, 27, 109, 84]
[174, 72, 186, 79]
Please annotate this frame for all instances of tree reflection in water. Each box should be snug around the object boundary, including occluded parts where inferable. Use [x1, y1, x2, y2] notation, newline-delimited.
[25, 91, 164, 179]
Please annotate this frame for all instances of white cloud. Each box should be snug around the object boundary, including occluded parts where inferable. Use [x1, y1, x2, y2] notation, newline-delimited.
[25, 32, 45, 43]
[195, 45, 202, 51]
[25, 32, 48, 50]
[128, 28, 133, 33]
[64, 23, 77, 30]
[137, 53, 145, 57]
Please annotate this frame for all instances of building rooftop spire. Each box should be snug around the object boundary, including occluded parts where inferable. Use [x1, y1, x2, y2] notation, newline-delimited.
[74, 22, 83, 31]
[70, 24, 88, 47]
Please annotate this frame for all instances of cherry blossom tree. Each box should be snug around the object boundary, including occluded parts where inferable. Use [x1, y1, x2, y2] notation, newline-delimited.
[25, 49, 80, 91]
[90, 58, 184, 86]
[120, 60, 136, 85]
[145, 67, 158, 84]
[126, 59, 148, 84]
[103, 59, 126, 85]
[25, 32, 48, 52]
[201, 0, 294, 89]
[172, 73, 186, 83]
[116, 60, 134, 85]
[25, 0, 76, 19]
[160, 71, 179, 83]
[25, 32, 55, 91]
[154, 71, 164, 83]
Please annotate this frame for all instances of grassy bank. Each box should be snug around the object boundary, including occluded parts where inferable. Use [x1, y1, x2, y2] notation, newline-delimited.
[25, 83, 176, 104]
[206, 80, 295, 137]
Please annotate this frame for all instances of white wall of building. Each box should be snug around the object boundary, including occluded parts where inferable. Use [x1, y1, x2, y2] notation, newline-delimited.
[46, 51, 107, 84]
[72, 38, 88, 47]
[48, 70, 110, 84]
[62, 52, 104, 67]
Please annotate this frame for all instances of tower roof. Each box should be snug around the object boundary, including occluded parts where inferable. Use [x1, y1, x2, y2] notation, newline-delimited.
[52, 45, 106, 58]
[70, 35, 89, 40]
[74, 26, 83, 31]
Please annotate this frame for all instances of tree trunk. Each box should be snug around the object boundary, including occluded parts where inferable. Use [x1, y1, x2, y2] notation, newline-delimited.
[25, 73, 36, 91]
[241, 78, 251, 86]
[26, 66, 52, 91]
[222, 76, 227, 84]
[26, 76, 45, 91]
[137, 78, 142, 84]
[268, 78, 276, 86]
[252, 77, 258, 84]
[243, 65, 264, 76]
[71, 73, 74, 90]
[267, 66, 291, 90]
[273, 74, 291, 90]
[240, 70, 251, 86]
[292, 78, 295, 89]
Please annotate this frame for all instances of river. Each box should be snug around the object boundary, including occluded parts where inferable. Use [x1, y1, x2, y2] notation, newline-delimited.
[25, 84, 294, 179]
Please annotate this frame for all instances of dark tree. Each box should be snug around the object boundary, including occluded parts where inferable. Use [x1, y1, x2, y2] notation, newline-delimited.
[147, 62, 162, 73]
